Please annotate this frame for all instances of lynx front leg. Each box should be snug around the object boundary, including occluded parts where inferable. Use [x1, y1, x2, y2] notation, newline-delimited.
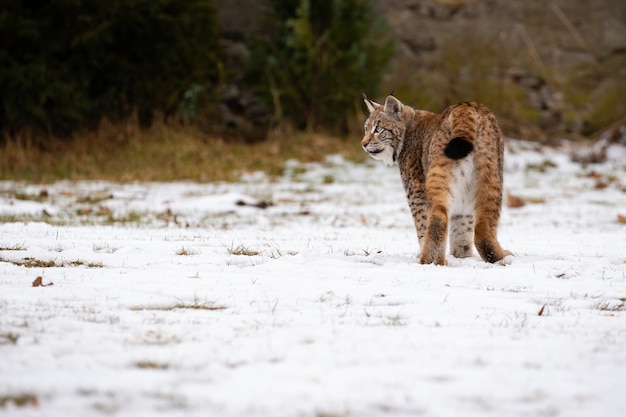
[420, 204, 448, 265]
[405, 185, 428, 251]
[420, 163, 453, 265]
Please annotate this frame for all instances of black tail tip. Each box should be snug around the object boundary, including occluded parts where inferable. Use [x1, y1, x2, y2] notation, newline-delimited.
[444, 137, 474, 160]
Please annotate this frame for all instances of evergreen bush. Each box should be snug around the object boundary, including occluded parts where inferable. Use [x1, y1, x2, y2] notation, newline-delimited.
[0, 0, 221, 138]
[246, 0, 394, 133]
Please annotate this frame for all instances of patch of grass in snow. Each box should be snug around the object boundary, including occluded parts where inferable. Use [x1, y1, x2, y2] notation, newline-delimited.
[259, 242, 298, 259]
[2, 257, 56, 268]
[322, 174, 335, 184]
[175, 246, 198, 256]
[226, 242, 260, 256]
[0, 214, 34, 224]
[0, 332, 20, 345]
[67, 259, 104, 268]
[12, 190, 49, 202]
[0, 393, 39, 408]
[93, 243, 118, 253]
[316, 411, 350, 417]
[134, 361, 169, 370]
[74, 209, 146, 226]
[102, 211, 144, 225]
[285, 165, 309, 181]
[75, 192, 113, 204]
[344, 247, 382, 257]
[594, 299, 626, 312]
[76, 208, 185, 227]
[363, 306, 409, 326]
[0, 243, 26, 251]
[526, 159, 558, 173]
[130, 302, 227, 312]
[131, 331, 182, 346]
[0, 256, 103, 268]
[269, 248, 299, 258]
[384, 313, 409, 326]
[0, 209, 152, 227]
[172, 302, 227, 311]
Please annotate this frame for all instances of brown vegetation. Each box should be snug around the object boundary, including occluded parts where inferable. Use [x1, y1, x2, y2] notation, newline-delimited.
[0, 122, 366, 183]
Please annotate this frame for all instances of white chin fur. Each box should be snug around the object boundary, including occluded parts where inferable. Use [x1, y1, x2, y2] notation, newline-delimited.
[369, 148, 396, 166]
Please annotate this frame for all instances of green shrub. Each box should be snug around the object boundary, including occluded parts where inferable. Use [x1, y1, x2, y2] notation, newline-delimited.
[584, 77, 626, 134]
[0, 0, 221, 138]
[246, 0, 394, 133]
[560, 62, 626, 136]
[393, 33, 535, 126]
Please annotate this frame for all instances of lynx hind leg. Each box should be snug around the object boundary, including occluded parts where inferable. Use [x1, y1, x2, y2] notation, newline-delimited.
[475, 220, 511, 263]
[473, 179, 510, 263]
[450, 214, 474, 258]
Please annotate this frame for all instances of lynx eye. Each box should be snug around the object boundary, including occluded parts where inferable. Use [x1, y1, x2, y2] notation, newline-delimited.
[374, 125, 384, 134]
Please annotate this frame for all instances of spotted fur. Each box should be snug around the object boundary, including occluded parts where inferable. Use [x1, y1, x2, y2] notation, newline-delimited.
[362, 95, 512, 265]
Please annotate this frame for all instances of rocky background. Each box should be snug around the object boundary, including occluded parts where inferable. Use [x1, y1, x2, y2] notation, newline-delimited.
[214, 0, 626, 140]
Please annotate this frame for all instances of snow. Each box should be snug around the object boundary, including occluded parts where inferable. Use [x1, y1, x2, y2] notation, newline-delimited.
[1, 140, 625, 417]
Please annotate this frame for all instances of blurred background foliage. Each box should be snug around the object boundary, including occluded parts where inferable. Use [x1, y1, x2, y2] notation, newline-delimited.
[0, 0, 393, 142]
[0, 0, 221, 139]
[1, 0, 625, 179]
[245, 0, 393, 133]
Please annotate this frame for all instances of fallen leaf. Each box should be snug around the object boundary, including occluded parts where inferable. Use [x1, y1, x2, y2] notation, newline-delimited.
[617, 214, 626, 224]
[594, 180, 608, 190]
[97, 205, 112, 216]
[32, 276, 53, 287]
[507, 192, 525, 208]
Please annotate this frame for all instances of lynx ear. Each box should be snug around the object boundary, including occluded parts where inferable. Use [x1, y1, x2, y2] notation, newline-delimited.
[383, 95, 403, 120]
[363, 93, 381, 113]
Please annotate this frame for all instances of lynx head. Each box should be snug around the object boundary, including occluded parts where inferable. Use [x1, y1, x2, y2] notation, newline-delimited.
[361, 94, 406, 166]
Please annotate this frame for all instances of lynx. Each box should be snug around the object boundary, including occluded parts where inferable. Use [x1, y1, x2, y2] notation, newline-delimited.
[361, 94, 512, 265]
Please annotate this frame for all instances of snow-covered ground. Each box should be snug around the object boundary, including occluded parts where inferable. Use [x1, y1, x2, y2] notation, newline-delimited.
[1, 140, 625, 417]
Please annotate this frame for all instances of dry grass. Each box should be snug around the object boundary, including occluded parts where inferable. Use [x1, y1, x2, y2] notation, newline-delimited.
[134, 361, 170, 370]
[0, 393, 38, 408]
[130, 302, 227, 311]
[226, 242, 260, 256]
[0, 332, 20, 345]
[0, 121, 367, 183]
[0, 256, 103, 268]
[0, 243, 27, 251]
[175, 246, 198, 256]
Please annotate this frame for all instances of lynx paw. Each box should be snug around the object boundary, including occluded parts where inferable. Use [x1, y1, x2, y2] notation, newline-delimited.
[419, 252, 447, 266]
[496, 250, 515, 266]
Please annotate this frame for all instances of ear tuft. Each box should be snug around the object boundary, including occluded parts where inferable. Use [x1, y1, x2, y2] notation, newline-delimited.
[363, 94, 381, 113]
[383, 95, 403, 119]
